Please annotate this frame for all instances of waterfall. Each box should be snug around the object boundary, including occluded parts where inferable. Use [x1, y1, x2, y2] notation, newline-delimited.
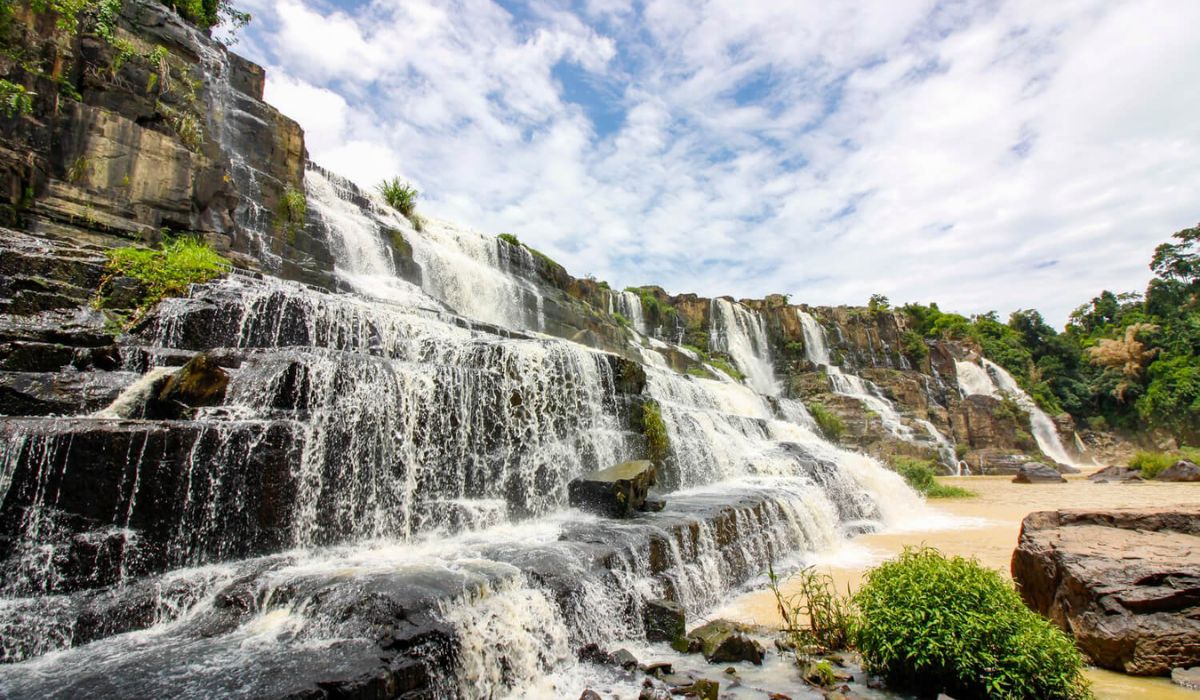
[709, 298, 780, 396]
[955, 358, 1091, 468]
[611, 291, 647, 334]
[798, 311, 956, 464]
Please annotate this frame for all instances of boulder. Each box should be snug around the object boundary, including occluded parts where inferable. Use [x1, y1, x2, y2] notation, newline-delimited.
[1011, 508, 1200, 675]
[1157, 461, 1200, 482]
[610, 648, 638, 670]
[685, 620, 765, 665]
[1088, 465, 1143, 483]
[568, 460, 657, 518]
[1012, 462, 1066, 484]
[149, 353, 229, 419]
[643, 598, 685, 643]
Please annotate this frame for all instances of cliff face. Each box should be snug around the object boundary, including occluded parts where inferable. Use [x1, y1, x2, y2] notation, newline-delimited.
[0, 0, 331, 284]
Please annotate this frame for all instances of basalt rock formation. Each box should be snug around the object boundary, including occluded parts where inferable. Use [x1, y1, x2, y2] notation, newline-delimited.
[1012, 508, 1200, 676]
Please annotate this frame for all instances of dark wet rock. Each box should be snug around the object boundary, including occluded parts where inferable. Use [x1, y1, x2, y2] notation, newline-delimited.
[679, 678, 719, 699]
[611, 648, 639, 670]
[568, 460, 657, 518]
[147, 352, 229, 419]
[1172, 667, 1200, 690]
[578, 643, 609, 664]
[1157, 461, 1200, 482]
[686, 620, 765, 665]
[1012, 508, 1200, 675]
[644, 598, 685, 643]
[0, 370, 131, 416]
[579, 690, 603, 700]
[1012, 462, 1066, 483]
[642, 498, 667, 513]
[1088, 465, 1143, 483]
[642, 661, 673, 676]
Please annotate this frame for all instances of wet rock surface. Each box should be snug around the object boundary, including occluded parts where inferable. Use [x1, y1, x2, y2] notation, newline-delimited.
[1088, 465, 1144, 482]
[568, 460, 658, 517]
[685, 619, 766, 665]
[1011, 508, 1200, 675]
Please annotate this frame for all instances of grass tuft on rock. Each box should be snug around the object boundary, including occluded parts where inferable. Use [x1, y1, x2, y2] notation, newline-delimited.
[641, 399, 670, 467]
[890, 456, 975, 498]
[97, 236, 229, 319]
[1128, 450, 1180, 479]
[808, 402, 844, 441]
[855, 547, 1092, 700]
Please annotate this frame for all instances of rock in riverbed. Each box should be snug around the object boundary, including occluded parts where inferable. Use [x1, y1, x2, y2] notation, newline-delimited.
[1011, 508, 1200, 675]
[1157, 461, 1200, 482]
[685, 620, 765, 665]
[1012, 462, 1066, 483]
[568, 460, 657, 517]
[1088, 466, 1143, 483]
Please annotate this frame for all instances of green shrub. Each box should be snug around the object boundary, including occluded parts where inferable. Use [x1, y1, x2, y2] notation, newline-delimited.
[612, 311, 629, 327]
[809, 402, 845, 441]
[0, 79, 34, 118]
[685, 366, 713, 379]
[900, 329, 928, 363]
[890, 457, 974, 498]
[854, 547, 1092, 700]
[641, 399, 670, 467]
[1128, 451, 1176, 479]
[378, 177, 418, 217]
[97, 236, 229, 317]
[497, 232, 520, 247]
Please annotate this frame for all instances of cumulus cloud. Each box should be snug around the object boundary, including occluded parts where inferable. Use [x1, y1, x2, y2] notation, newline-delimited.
[234, 0, 1200, 325]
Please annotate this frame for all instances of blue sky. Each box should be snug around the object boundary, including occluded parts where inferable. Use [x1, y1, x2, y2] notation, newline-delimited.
[228, 0, 1200, 326]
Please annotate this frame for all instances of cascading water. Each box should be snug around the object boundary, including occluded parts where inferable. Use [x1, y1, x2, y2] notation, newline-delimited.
[0, 149, 938, 698]
[798, 311, 957, 466]
[610, 290, 647, 335]
[710, 298, 780, 396]
[955, 359, 1092, 468]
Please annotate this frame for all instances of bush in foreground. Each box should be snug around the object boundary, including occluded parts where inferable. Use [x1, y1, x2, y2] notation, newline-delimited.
[890, 456, 974, 498]
[1127, 449, 1199, 479]
[854, 547, 1091, 700]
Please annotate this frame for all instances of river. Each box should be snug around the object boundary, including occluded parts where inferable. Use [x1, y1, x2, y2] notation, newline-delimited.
[719, 472, 1200, 699]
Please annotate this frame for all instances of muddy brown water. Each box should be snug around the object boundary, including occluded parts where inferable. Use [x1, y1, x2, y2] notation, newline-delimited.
[718, 473, 1200, 699]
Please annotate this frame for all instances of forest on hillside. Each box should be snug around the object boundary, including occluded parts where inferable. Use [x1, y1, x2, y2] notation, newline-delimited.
[894, 225, 1200, 444]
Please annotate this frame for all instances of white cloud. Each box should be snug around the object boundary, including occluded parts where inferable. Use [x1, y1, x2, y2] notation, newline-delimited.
[236, 0, 1200, 325]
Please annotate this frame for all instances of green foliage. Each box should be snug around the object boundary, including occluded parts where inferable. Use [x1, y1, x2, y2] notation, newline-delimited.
[96, 236, 229, 317]
[890, 457, 974, 498]
[278, 184, 306, 240]
[809, 402, 844, 441]
[707, 356, 744, 382]
[612, 311, 629, 327]
[867, 293, 890, 315]
[66, 155, 90, 183]
[497, 232, 520, 247]
[685, 366, 713, 379]
[992, 393, 1029, 424]
[156, 101, 202, 150]
[0, 79, 34, 117]
[378, 177, 418, 217]
[1127, 451, 1177, 479]
[854, 547, 1092, 700]
[641, 399, 670, 467]
[899, 329, 928, 364]
[768, 562, 855, 659]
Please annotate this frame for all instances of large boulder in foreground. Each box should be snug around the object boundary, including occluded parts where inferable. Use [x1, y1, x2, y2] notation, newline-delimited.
[567, 460, 657, 517]
[1012, 462, 1067, 484]
[1011, 508, 1200, 675]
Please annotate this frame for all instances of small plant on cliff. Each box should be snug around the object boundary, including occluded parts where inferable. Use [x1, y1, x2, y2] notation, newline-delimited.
[612, 311, 629, 327]
[497, 232, 520, 247]
[889, 456, 974, 498]
[641, 399, 670, 467]
[0, 79, 34, 117]
[854, 547, 1092, 700]
[808, 402, 844, 441]
[378, 177, 418, 216]
[97, 236, 229, 319]
[899, 329, 928, 364]
[277, 184, 306, 241]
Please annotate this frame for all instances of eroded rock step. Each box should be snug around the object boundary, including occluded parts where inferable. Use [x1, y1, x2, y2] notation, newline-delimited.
[0, 477, 861, 698]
